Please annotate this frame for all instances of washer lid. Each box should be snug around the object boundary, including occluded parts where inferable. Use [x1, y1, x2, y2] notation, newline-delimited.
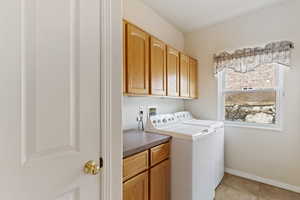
[153, 124, 214, 140]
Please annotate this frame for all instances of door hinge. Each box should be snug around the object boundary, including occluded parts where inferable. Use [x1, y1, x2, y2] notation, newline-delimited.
[99, 157, 103, 169]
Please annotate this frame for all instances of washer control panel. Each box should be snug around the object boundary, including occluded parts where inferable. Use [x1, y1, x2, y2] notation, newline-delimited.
[149, 114, 178, 128]
[174, 111, 193, 121]
[147, 111, 193, 129]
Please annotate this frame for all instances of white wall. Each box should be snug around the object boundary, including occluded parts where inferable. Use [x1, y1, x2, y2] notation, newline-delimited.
[184, 0, 300, 187]
[123, 0, 184, 51]
[122, 0, 185, 130]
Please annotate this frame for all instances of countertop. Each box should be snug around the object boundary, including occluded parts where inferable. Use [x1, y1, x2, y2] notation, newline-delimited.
[123, 129, 171, 158]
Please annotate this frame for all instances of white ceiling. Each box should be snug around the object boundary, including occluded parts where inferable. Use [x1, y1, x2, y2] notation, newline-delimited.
[140, 0, 287, 32]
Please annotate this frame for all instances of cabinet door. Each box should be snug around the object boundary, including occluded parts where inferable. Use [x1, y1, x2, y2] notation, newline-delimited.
[123, 171, 149, 200]
[150, 159, 170, 200]
[166, 46, 180, 97]
[126, 24, 149, 94]
[150, 37, 166, 96]
[123, 150, 149, 182]
[123, 21, 127, 93]
[180, 53, 190, 97]
[189, 57, 198, 98]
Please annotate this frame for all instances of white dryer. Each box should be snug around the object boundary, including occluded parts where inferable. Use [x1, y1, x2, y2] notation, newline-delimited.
[146, 113, 216, 200]
[175, 111, 225, 188]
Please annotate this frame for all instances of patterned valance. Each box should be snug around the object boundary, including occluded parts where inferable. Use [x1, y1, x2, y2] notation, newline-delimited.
[213, 41, 295, 74]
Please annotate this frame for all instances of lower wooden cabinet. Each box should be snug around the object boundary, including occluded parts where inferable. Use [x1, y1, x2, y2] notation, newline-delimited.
[123, 171, 149, 200]
[150, 159, 170, 200]
[123, 150, 149, 182]
[150, 142, 170, 167]
[123, 142, 170, 200]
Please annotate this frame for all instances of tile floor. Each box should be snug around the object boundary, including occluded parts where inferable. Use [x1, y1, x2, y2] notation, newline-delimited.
[215, 173, 300, 200]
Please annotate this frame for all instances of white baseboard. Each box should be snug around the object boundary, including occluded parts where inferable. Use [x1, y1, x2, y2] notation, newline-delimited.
[225, 168, 300, 194]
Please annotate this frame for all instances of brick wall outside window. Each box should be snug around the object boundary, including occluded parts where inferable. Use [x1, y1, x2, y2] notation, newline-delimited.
[223, 64, 277, 124]
[225, 64, 276, 90]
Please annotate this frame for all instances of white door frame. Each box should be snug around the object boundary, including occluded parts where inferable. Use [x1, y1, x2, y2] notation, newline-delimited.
[100, 1, 122, 200]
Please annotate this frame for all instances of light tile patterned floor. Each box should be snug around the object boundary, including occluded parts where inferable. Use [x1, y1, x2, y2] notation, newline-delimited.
[215, 173, 300, 200]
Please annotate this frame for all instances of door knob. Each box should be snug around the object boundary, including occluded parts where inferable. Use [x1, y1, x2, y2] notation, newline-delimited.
[83, 160, 100, 175]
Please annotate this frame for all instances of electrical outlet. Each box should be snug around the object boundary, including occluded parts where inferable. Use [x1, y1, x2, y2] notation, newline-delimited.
[138, 105, 144, 112]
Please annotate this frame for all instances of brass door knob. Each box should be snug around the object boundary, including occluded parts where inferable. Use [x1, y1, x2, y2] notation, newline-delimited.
[83, 160, 100, 175]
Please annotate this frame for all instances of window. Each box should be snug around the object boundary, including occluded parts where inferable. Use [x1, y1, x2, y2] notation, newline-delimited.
[218, 64, 284, 129]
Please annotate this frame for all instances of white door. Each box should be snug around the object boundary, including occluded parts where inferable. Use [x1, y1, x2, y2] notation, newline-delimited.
[0, 0, 101, 199]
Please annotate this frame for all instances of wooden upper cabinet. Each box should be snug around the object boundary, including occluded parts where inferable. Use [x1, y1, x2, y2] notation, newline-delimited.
[179, 53, 190, 97]
[150, 37, 167, 96]
[123, 21, 127, 93]
[123, 171, 149, 200]
[189, 57, 198, 98]
[150, 159, 170, 200]
[123, 21, 198, 98]
[126, 24, 150, 94]
[166, 46, 180, 97]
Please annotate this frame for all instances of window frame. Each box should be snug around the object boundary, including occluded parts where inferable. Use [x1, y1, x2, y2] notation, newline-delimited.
[217, 65, 285, 131]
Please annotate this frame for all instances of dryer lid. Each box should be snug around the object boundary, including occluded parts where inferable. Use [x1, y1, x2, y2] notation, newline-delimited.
[183, 119, 224, 129]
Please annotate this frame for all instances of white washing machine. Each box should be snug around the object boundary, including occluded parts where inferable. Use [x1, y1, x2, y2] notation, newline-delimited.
[145, 113, 216, 200]
[174, 111, 225, 188]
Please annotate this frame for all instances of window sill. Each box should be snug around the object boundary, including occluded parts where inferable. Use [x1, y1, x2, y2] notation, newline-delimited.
[224, 121, 283, 132]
